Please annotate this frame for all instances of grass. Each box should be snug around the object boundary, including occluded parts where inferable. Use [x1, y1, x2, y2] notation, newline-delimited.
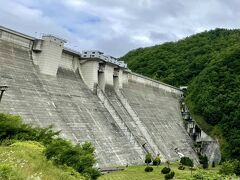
[0, 141, 85, 180]
[98, 162, 230, 180]
[0, 141, 237, 180]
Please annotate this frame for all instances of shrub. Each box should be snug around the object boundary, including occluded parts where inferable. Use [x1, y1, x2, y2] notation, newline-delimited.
[166, 160, 170, 168]
[161, 167, 171, 174]
[219, 161, 235, 175]
[212, 161, 215, 168]
[165, 171, 175, 179]
[180, 157, 193, 167]
[192, 172, 204, 180]
[199, 155, 208, 169]
[145, 153, 152, 165]
[0, 113, 59, 144]
[45, 140, 100, 179]
[153, 156, 161, 166]
[233, 160, 240, 176]
[178, 164, 185, 170]
[83, 168, 102, 179]
[144, 166, 153, 172]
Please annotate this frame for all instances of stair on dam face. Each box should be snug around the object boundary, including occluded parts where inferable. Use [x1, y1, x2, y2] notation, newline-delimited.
[122, 81, 198, 161]
[0, 40, 143, 167]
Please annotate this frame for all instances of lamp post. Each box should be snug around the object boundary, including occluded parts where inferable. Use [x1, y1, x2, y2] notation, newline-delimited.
[0, 85, 8, 103]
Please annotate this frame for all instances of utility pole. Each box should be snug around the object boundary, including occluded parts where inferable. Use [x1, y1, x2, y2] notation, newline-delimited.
[0, 86, 8, 103]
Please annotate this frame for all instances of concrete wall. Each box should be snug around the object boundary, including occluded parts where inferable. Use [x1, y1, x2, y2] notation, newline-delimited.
[60, 52, 75, 70]
[113, 69, 123, 90]
[33, 36, 64, 76]
[104, 64, 114, 88]
[121, 81, 198, 161]
[0, 28, 33, 49]
[128, 72, 182, 95]
[122, 71, 129, 85]
[80, 61, 99, 90]
[118, 69, 124, 89]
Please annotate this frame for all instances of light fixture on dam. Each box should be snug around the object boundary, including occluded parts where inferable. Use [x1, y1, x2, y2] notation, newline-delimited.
[0, 85, 8, 103]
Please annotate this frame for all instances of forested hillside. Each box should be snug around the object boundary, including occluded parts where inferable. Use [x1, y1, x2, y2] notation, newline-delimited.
[121, 29, 240, 160]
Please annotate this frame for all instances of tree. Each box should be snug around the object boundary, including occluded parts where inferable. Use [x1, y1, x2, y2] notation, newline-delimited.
[166, 160, 170, 168]
[180, 157, 193, 167]
[199, 155, 208, 169]
[145, 153, 152, 166]
[234, 160, 240, 176]
[153, 155, 161, 166]
[219, 161, 235, 175]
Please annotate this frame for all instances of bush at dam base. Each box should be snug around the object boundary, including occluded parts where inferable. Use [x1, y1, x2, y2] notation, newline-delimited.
[180, 157, 194, 167]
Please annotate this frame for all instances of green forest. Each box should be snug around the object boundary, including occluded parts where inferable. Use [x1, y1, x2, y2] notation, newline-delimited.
[121, 28, 240, 161]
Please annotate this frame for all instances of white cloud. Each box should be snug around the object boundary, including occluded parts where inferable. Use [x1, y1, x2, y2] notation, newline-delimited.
[0, 0, 240, 57]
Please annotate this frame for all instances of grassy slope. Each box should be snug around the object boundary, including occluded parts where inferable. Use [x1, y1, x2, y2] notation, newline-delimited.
[98, 162, 229, 180]
[0, 141, 85, 180]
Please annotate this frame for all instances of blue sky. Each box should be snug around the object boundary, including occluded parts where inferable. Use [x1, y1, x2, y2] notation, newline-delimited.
[0, 0, 240, 57]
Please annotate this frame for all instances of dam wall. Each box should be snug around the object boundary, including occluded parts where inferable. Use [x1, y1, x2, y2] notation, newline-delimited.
[0, 26, 33, 48]
[0, 26, 200, 167]
[0, 39, 143, 167]
[121, 81, 198, 161]
[128, 72, 182, 95]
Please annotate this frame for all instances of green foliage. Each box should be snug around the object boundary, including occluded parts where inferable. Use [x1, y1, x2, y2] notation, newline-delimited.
[191, 169, 225, 180]
[212, 161, 215, 168]
[144, 166, 153, 172]
[0, 113, 59, 144]
[234, 160, 240, 176]
[178, 164, 185, 170]
[0, 113, 99, 179]
[180, 157, 193, 167]
[199, 155, 208, 169]
[0, 141, 85, 180]
[83, 168, 101, 180]
[152, 156, 161, 166]
[44, 137, 99, 179]
[219, 161, 235, 175]
[0, 164, 24, 180]
[164, 171, 175, 179]
[161, 167, 171, 174]
[145, 153, 152, 165]
[121, 28, 240, 160]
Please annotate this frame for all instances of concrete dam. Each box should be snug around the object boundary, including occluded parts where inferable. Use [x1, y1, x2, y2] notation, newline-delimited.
[0, 26, 218, 167]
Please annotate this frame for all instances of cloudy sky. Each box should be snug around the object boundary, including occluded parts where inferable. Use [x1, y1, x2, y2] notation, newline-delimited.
[0, 0, 239, 57]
